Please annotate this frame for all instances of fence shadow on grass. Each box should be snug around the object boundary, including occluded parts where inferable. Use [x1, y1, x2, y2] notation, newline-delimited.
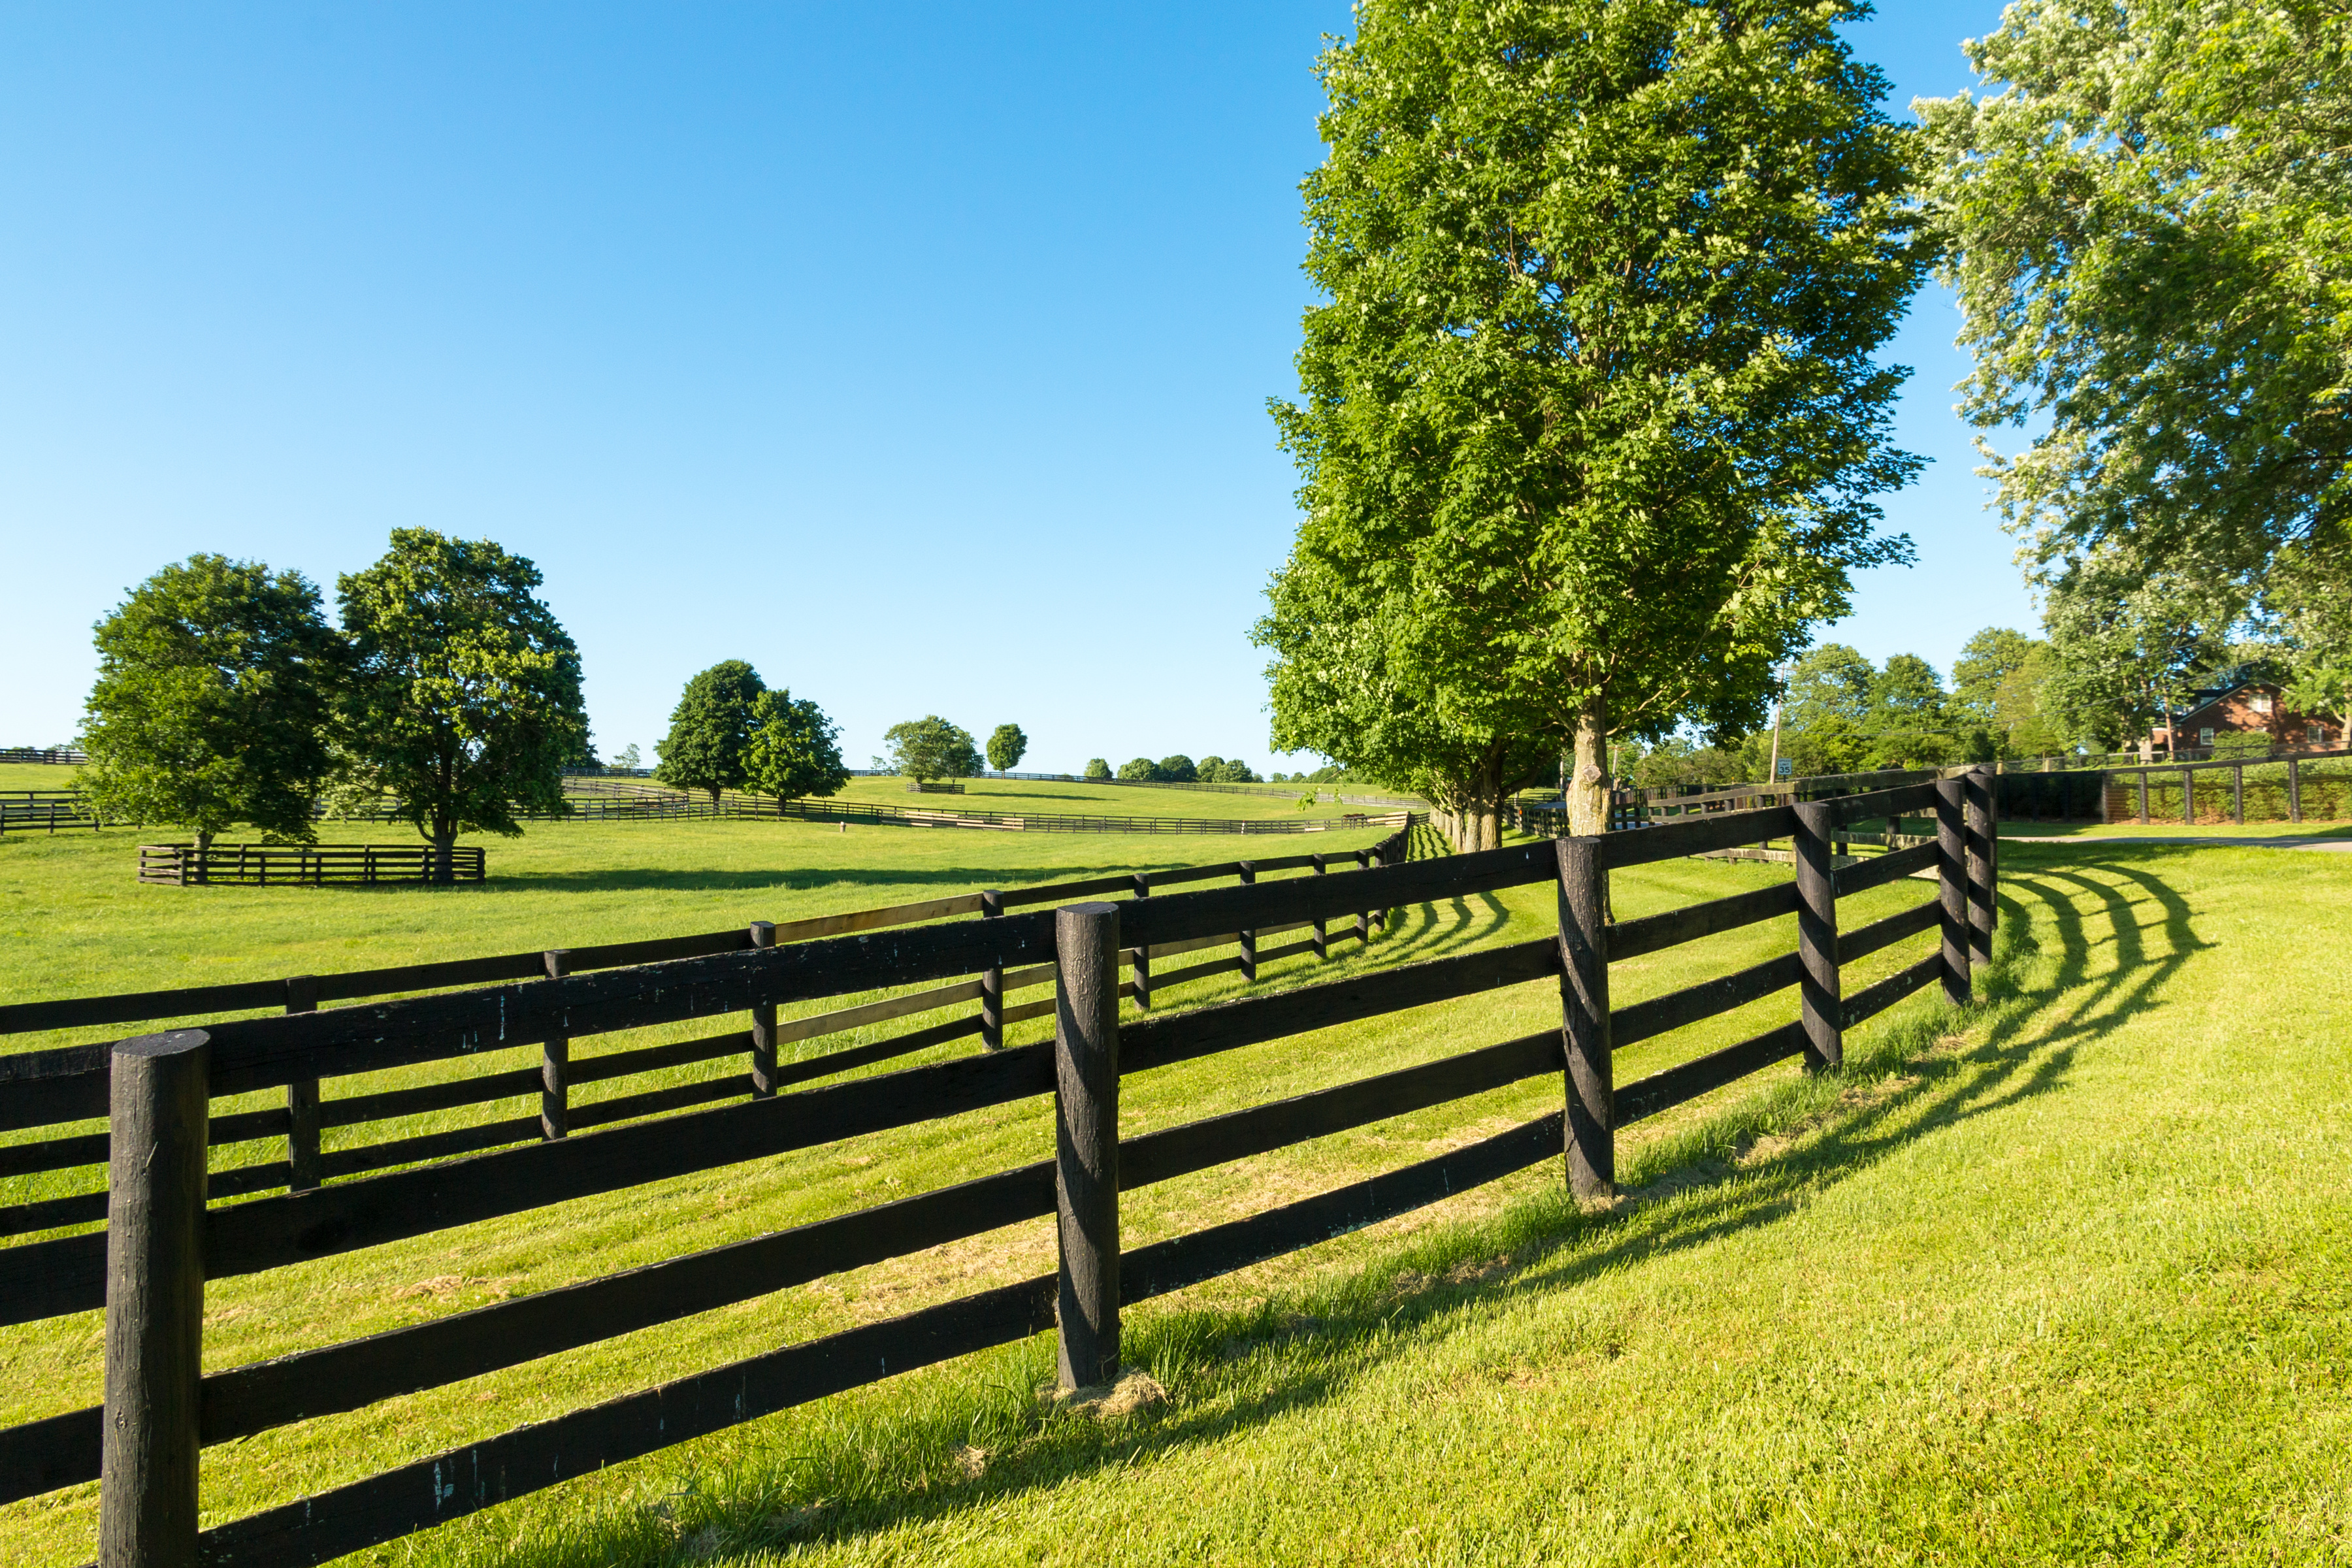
[495, 855, 2204, 1568]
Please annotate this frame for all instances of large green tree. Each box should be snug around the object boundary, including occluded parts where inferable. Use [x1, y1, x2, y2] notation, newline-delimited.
[2039, 549, 2235, 759]
[337, 531, 587, 883]
[1921, 1, 2352, 588]
[1952, 627, 2065, 759]
[743, 689, 849, 810]
[884, 716, 981, 784]
[1258, 0, 1923, 845]
[79, 554, 342, 857]
[655, 661, 766, 804]
[2271, 543, 2352, 739]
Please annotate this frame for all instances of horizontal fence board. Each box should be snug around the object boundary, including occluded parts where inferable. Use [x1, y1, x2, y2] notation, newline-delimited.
[0, 1043, 112, 1132]
[1614, 1021, 1809, 1126]
[318, 1117, 541, 1181]
[199, 911, 1060, 1097]
[1146, 955, 1247, 990]
[0, 1405, 99, 1507]
[0, 1128, 108, 1178]
[194, 1273, 1063, 1568]
[765, 893, 986, 943]
[1609, 883, 1801, 962]
[1122, 840, 1558, 949]
[1122, 1108, 1565, 1303]
[1834, 840, 1940, 896]
[1122, 1033, 1560, 1191]
[569, 1075, 749, 1131]
[1122, 938, 1557, 1077]
[0, 1188, 106, 1238]
[1841, 898, 1941, 963]
[1829, 781, 1940, 829]
[317, 1068, 540, 1130]
[1841, 953, 1944, 1030]
[0, 979, 287, 1039]
[1610, 953, 1803, 1051]
[769, 1015, 983, 1090]
[1598, 806, 1799, 870]
[994, 874, 1134, 908]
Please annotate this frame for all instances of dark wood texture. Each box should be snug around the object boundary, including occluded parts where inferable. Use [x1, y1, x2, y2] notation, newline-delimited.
[979, 890, 1005, 1053]
[539, 951, 570, 1140]
[1840, 898, 1941, 963]
[1936, 779, 1970, 1005]
[1557, 838, 1612, 1199]
[1597, 804, 1798, 870]
[1793, 802, 1842, 1073]
[282, 975, 321, 1194]
[1236, 862, 1258, 984]
[747, 921, 777, 1096]
[1833, 839, 1939, 896]
[1122, 1109, 1564, 1305]
[1311, 855, 1329, 960]
[100, 1030, 210, 1568]
[1841, 953, 1944, 1030]
[1966, 766, 1996, 966]
[1609, 952, 1803, 1051]
[1827, 780, 1940, 829]
[1053, 904, 1121, 1391]
[1609, 882, 1801, 961]
[1130, 872, 1152, 1010]
[1119, 840, 1558, 951]
[1614, 1021, 1808, 1125]
[1119, 938, 1556, 1077]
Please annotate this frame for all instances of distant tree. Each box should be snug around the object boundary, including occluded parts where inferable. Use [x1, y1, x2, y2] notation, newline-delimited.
[1626, 736, 1748, 792]
[1116, 757, 1157, 781]
[79, 553, 343, 858]
[2270, 545, 2352, 742]
[744, 689, 848, 809]
[1863, 656, 1954, 770]
[1205, 757, 1263, 784]
[1196, 755, 1228, 781]
[1082, 757, 1112, 780]
[1154, 754, 1198, 784]
[985, 723, 1029, 774]
[611, 742, 642, 772]
[655, 661, 766, 804]
[2041, 551, 2234, 758]
[885, 716, 982, 783]
[336, 530, 587, 883]
[1952, 629, 2064, 759]
[1776, 645, 1877, 777]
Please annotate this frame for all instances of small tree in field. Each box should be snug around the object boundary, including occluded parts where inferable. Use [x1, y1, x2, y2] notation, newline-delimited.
[1117, 757, 1157, 781]
[986, 723, 1028, 774]
[745, 689, 848, 810]
[1083, 757, 1112, 779]
[1156, 754, 1198, 783]
[80, 554, 342, 858]
[611, 742, 642, 772]
[656, 661, 766, 804]
[338, 531, 587, 883]
[885, 716, 982, 783]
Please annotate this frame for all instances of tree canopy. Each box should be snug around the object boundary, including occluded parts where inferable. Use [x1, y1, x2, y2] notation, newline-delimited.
[336, 530, 586, 881]
[79, 554, 343, 852]
[655, 661, 766, 804]
[985, 723, 1028, 774]
[1921, 1, 2352, 589]
[1258, 0, 1924, 846]
[744, 689, 848, 807]
[885, 716, 981, 783]
[1082, 757, 1112, 781]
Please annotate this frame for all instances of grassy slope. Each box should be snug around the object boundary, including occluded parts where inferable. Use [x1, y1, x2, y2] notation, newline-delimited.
[0, 825, 1958, 1565]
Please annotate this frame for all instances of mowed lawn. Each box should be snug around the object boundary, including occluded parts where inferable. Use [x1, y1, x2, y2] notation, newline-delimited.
[2, 826, 2347, 1564]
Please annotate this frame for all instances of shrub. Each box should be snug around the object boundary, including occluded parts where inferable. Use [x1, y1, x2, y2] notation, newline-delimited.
[1156, 754, 1198, 783]
[1117, 757, 1158, 781]
[1083, 757, 1112, 780]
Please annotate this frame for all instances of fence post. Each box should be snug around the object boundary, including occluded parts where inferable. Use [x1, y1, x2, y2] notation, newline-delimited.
[1236, 861, 1257, 983]
[747, 921, 779, 1096]
[1935, 778, 1970, 1005]
[980, 890, 1004, 1051]
[1354, 849, 1371, 945]
[100, 1029, 210, 1568]
[2138, 768, 2149, 825]
[1053, 902, 1121, 1392]
[2290, 757, 2303, 823]
[1129, 873, 1151, 1010]
[1556, 837, 1612, 1200]
[2182, 768, 2194, 825]
[538, 951, 571, 1139]
[2232, 763, 2246, 825]
[1793, 800, 1842, 1072]
[284, 975, 321, 1192]
[1311, 854, 1328, 960]
[1965, 766, 1996, 968]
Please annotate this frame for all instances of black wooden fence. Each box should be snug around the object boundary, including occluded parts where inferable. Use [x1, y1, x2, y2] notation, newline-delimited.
[0, 775, 1992, 1566]
[135, 843, 487, 886]
[0, 828, 1416, 1242]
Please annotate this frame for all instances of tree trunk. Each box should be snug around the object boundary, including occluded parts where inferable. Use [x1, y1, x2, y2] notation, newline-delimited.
[1567, 697, 1610, 838]
[431, 829, 455, 885]
[193, 829, 213, 887]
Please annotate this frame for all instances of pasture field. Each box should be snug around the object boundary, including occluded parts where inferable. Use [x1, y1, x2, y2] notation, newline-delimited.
[640, 773, 1388, 820]
[4, 829, 2345, 1565]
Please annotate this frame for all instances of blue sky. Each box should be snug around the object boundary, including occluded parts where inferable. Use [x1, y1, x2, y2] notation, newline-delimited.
[0, 1, 2021, 774]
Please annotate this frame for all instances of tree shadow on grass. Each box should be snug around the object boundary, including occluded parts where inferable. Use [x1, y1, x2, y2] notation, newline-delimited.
[501, 855, 2205, 1567]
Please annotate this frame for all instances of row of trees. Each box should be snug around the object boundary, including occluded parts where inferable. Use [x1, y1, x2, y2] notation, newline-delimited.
[1078, 755, 1265, 785]
[1255, 1, 2350, 846]
[80, 535, 587, 881]
[649, 661, 849, 808]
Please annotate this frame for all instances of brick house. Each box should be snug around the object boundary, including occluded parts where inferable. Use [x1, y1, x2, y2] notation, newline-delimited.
[2149, 667, 2336, 752]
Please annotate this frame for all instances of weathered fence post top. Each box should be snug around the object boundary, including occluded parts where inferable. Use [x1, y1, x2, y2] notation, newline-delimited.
[101, 1028, 211, 1568]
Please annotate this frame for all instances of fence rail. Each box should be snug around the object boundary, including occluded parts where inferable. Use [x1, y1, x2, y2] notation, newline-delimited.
[135, 843, 485, 886]
[0, 830, 1417, 1249]
[0, 774, 1995, 1566]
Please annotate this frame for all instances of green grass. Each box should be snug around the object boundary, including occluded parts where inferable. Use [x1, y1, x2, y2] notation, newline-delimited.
[7, 830, 2346, 1565]
[2001, 818, 2352, 840]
